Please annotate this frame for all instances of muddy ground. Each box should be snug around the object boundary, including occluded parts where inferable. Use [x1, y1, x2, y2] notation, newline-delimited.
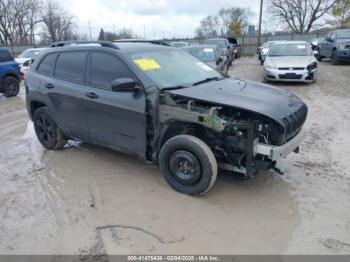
[0, 57, 350, 256]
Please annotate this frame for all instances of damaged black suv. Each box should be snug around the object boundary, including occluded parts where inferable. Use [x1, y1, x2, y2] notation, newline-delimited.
[25, 42, 307, 196]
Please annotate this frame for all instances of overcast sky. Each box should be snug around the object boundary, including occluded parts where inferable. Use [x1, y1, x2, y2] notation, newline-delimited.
[59, 0, 264, 39]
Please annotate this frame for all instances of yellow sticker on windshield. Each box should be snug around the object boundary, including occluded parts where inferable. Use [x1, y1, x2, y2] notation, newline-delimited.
[133, 59, 161, 71]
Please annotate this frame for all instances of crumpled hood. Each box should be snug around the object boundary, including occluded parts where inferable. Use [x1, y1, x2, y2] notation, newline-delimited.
[267, 56, 315, 68]
[166, 77, 306, 126]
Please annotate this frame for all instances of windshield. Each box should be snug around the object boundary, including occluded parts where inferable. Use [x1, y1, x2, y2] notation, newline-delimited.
[18, 49, 42, 58]
[337, 31, 350, 39]
[204, 39, 226, 49]
[171, 42, 188, 48]
[128, 49, 222, 88]
[268, 43, 313, 57]
[183, 47, 216, 62]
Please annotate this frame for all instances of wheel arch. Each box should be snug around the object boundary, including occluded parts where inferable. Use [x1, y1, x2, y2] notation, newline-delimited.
[2, 72, 20, 84]
[154, 120, 208, 162]
[30, 100, 47, 119]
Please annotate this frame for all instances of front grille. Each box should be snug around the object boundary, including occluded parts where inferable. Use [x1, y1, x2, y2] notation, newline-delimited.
[278, 67, 305, 70]
[282, 104, 308, 140]
[279, 73, 303, 80]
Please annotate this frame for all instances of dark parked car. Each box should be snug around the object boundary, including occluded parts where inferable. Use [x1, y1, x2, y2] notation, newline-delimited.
[182, 45, 228, 74]
[317, 29, 350, 64]
[203, 38, 234, 66]
[227, 37, 241, 58]
[0, 48, 21, 97]
[25, 42, 307, 196]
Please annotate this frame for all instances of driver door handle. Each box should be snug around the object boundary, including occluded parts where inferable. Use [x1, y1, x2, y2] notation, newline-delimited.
[44, 83, 55, 89]
[85, 92, 99, 99]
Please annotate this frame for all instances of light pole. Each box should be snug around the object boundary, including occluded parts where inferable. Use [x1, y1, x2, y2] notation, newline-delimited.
[257, 0, 264, 48]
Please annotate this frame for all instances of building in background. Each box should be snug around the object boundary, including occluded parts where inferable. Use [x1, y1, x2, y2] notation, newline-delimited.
[247, 25, 256, 37]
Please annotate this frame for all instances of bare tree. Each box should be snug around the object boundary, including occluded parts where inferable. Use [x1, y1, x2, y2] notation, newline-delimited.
[270, 0, 336, 33]
[40, 0, 74, 43]
[0, 0, 42, 45]
[196, 16, 220, 38]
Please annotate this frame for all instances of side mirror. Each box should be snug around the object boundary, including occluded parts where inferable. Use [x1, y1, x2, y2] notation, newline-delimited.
[110, 78, 140, 92]
[325, 36, 333, 42]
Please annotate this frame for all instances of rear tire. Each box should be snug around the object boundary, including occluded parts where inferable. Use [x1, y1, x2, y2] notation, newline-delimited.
[2, 76, 19, 97]
[159, 135, 217, 196]
[33, 107, 67, 150]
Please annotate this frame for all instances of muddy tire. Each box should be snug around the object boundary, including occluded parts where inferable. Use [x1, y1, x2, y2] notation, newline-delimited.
[33, 107, 66, 150]
[2, 76, 20, 97]
[159, 135, 217, 196]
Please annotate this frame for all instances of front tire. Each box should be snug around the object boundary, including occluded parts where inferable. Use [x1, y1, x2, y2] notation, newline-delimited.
[2, 76, 20, 97]
[159, 135, 218, 196]
[33, 107, 67, 150]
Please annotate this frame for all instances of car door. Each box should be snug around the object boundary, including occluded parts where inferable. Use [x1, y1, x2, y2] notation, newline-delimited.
[84, 50, 147, 159]
[324, 33, 335, 56]
[42, 51, 90, 140]
[214, 47, 225, 73]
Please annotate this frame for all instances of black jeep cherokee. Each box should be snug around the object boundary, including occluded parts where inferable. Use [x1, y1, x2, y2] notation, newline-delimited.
[25, 42, 307, 196]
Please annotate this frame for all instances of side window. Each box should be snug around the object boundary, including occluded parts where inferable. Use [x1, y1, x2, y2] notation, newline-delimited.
[55, 51, 87, 84]
[0, 50, 13, 62]
[89, 52, 134, 90]
[37, 53, 57, 76]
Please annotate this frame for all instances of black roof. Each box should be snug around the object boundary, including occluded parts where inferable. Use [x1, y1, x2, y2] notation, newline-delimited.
[116, 43, 173, 53]
[48, 40, 174, 53]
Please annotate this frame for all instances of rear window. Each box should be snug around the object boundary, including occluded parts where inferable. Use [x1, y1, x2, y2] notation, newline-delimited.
[55, 52, 87, 84]
[37, 53, 57, 76]
[204, 39, 227, 49]
[0, 50, 13, 63]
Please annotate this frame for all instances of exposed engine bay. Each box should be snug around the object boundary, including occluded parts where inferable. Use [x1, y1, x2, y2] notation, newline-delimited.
[157, 92, 306, 177]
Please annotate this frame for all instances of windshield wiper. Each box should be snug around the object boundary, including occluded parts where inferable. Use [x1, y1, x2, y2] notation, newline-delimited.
[162, 85, 189, 91]
[192, 77, 220, 86]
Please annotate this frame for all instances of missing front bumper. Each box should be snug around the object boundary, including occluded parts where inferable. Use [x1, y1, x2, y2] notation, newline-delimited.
[255, 128, 306, 160]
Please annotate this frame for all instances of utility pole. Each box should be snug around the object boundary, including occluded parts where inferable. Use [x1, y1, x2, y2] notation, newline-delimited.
[257, 0, 264, 48]
[88, 21, 92, 40]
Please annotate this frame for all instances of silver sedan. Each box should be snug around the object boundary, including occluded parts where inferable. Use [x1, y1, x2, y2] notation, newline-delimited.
[263, 41, 318, 83]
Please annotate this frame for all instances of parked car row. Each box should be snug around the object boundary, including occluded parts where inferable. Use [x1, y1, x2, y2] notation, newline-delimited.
[21, 39, 307, 196]
[182, 45, 229, 74]
[315, 29, 350, 65]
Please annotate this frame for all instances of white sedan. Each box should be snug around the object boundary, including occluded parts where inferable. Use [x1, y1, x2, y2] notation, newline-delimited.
[15, 48, 47, 76]
[263, 41, 318, 83]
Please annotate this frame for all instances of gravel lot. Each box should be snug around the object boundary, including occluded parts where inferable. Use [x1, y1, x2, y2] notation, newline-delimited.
[0, 57, 350, 256]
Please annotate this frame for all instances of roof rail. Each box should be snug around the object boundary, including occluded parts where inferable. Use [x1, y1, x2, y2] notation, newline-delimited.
[49, 40, 119, 49]
[113, 39, 171, 46]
